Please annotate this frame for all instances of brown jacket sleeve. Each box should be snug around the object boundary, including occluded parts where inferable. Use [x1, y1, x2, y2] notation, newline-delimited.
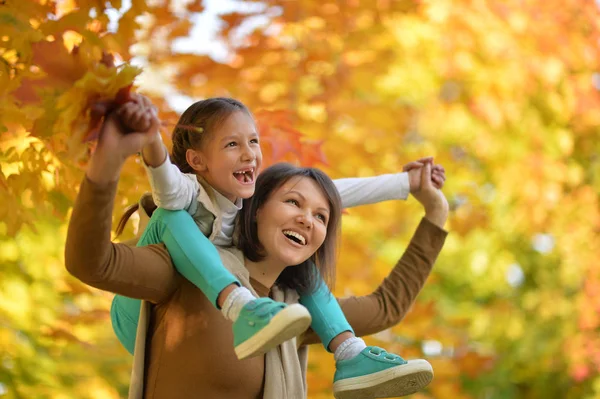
[65, 177, 179, 303]
[300, 217, 447, 346]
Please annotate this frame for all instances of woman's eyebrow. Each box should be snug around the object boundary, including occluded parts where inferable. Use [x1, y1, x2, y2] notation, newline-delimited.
[287, 190, 305, 200]
[287, 190, 330, 214]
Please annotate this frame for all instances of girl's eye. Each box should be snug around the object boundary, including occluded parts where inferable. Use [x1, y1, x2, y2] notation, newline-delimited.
[250, 138, 259, 144]
[285, 199, 299, 206]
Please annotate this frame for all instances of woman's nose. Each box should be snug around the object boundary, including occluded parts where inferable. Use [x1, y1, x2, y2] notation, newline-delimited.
[297, 211, 313, 228]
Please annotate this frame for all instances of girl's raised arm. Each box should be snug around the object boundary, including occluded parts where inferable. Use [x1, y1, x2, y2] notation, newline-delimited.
[333, 157, 446, 209]
[118, 96, 200, 214]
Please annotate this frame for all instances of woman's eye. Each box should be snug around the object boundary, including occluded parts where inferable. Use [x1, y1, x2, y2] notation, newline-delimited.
[316, 214, 327, 223]
[285, 199, 299, 206]
[226, 142, 237, 148]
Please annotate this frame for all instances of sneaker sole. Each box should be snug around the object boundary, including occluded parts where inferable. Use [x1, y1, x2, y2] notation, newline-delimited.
[333, 359, 434, 399]
[234, 304, 312, 360]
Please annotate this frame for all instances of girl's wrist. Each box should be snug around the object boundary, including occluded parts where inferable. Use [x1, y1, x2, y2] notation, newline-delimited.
[141, 138, 167, 168]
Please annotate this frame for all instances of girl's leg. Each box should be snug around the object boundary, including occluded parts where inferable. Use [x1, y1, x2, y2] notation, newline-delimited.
[300, 273, 433, 398]
[110, 209, 235, 354]
[110, 295, 141, 355]
[147, 208, 238, 307]
[299, 277, 354, 352]
[109, 208, 312, 359]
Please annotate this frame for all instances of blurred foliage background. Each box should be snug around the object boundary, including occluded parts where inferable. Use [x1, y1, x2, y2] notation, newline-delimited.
[1, 0, 600, 398]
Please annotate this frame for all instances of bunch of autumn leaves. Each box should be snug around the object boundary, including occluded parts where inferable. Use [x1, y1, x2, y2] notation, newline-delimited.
[13, 39, 141, 160]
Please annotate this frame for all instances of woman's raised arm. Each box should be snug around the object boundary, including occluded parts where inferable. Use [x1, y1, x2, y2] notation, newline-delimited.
[65, 107, 180, 303]
[301, 163, 449, 345]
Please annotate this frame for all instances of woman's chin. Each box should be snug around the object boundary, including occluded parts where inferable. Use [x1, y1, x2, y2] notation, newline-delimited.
[277, 253, 308, 268]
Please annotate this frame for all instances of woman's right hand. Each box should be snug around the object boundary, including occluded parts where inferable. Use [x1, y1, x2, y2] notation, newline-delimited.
[86, 98, 160, 185]
[411, 162, 449, 228]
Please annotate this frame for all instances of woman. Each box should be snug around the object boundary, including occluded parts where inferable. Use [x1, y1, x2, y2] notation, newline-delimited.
[65, 110, 449, 398]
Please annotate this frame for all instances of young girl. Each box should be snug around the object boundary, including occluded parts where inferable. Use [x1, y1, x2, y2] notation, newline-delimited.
[112, 94, 445, 398]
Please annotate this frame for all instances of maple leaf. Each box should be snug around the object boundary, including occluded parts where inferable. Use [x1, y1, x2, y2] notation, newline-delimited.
[56, 62, 141, 157]
[12, 39, 88, 104]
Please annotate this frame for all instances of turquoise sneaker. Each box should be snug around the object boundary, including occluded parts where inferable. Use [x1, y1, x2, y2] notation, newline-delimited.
[333, 346, 433, 399]
[233, 297, 312, 360]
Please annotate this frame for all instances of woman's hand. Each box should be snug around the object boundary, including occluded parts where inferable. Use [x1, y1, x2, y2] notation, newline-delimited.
[86, 98, 160, 185]
[411, 162, 449, 228]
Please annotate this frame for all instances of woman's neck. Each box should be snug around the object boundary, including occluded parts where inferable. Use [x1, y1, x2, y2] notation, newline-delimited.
[244, 257, 286, 291]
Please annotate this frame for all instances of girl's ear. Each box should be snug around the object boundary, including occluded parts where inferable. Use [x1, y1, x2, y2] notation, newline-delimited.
[186, 148, 207, 173]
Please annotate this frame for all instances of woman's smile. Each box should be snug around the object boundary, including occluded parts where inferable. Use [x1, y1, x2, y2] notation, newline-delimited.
[282, 229, 307, 246]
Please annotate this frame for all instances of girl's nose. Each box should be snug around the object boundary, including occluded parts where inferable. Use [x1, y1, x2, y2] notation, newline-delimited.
[241, 146, 256, 162]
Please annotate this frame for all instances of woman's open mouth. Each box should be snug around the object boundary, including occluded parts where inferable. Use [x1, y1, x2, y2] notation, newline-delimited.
[282, 230, 307, 246]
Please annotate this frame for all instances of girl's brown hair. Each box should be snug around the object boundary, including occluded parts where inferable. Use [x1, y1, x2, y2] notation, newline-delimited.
[170, 97, 253, 173]
[116, 97, 252, 236]
[237, 163, 342, 295]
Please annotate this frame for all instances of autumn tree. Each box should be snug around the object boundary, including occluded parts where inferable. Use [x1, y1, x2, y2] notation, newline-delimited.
[1, 0, 599, 398]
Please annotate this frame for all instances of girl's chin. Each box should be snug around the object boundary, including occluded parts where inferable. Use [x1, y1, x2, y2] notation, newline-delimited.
[234, 185, 255, 197]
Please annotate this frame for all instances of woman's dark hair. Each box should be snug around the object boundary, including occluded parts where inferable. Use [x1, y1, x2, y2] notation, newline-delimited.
[116, 97, 252, 236]
[237, 163, 342, 296]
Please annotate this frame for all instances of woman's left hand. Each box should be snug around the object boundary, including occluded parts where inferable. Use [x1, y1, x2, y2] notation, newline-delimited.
[411, 163, 449, 228]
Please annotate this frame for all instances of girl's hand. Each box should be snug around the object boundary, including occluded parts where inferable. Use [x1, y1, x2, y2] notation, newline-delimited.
[411, 163, 449, 228]
[86, 103, 160, 185]
[403, 157, 446, 191]
[117, 94, 159, 135]
[117, 94, 167, 167]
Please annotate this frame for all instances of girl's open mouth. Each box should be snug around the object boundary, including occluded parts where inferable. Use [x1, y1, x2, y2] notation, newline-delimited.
[233, 168, 254, 184]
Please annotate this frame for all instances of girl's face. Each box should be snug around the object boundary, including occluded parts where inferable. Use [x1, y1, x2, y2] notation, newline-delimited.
[193, 111, 263, 202]
[255, 176, 330, 268]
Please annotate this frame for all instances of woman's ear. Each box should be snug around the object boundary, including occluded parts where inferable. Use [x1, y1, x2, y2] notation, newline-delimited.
[186, 148, 207, 173]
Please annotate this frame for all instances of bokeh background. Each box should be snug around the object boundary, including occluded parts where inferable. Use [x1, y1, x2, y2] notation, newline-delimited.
[1, 0, 600, 398]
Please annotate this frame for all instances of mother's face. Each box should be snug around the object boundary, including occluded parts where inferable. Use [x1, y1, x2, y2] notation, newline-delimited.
[255, 176, 330, 268]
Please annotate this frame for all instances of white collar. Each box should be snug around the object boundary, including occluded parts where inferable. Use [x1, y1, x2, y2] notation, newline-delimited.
[212, 187, 243, 215]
